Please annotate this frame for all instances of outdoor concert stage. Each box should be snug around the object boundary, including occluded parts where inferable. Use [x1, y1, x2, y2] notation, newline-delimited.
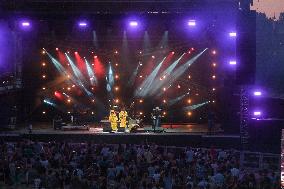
[1, 123, 241, 150]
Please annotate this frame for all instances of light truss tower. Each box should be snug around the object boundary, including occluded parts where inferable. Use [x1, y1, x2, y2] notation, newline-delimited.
[240, 86, 249, 150]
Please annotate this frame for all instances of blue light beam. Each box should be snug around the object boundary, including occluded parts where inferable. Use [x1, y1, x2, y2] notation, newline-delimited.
[65, 54, 86, 82]
[168, 92, 190, 106]
[135, 56, 167, 97]
[184, 101, 210, 111]
[148, 53, 185, 96]
[84, 58, 98, 85]
[106, 64, 114, 92]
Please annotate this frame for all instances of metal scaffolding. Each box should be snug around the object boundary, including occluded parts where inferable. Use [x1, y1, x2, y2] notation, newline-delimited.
[240, 86, 249, 150]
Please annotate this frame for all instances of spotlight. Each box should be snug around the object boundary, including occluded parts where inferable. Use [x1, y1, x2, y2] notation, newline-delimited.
[115, 75, 119, 79]
[253, 91, 262, 96]
[171, 51, 175, 55]
[22, 22, 30, 27]
[42, 75, 46, 79]
[75, 51, 78, 54]
[67, 99, 71, 103]
[212, 75, 216, 79]
[129, 21, 138, 27]
[115, 63, 119, 67]
[42, 87, 46, 90]
[115, 87, 119, 91]
[188, 75, 191, 79]
[229, 60, 237, 65]
[67, 87, 71, 91]
[188, 20, 196, 26]
[187, 99, 192, 104]
[91, 112, 94, 115]
[139, 51, 142, 54]
[42, 111, 46, 114]
[94, 56, 97, 58]
[212, 63, 217, 67]
[55, 48, 59, 51]
[212, 50, 217, 55]
[115, 99, 119, 103]
[229, 32, 237, 37]
[253, 111, 261, 116]
[92, 99, 95, 103]
[139, 112, 143, 115]
[42, 50, 46, 55]
[187, 111, 192, 116]
[163, 112, 167, 115]
[163, 99, 167, 103]
[139, 99, 143, 103]
[42, 62, 46, 66]
[139, 75, 143, 78]
[212, 88, 216, 91]
[78, 21, 87, 27]
[152, 55, 155, 59]
[114, 50, 118, 54]
[177, 85, 181, 89]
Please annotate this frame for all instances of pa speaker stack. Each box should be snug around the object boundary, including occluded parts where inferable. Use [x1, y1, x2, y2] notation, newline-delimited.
[236, 10, 256, 85]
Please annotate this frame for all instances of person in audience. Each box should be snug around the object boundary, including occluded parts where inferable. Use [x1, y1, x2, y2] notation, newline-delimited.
[0, 140, 279, 189]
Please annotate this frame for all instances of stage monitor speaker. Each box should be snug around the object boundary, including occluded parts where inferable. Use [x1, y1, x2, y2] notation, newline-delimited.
[102, 122, 112, 132]
[117, 127, 125, 132]
[236, 10, 256, 85]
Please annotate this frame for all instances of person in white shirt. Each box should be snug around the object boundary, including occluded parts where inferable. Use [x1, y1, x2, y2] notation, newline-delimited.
[40, 158, 49, 169]
[212, 172, 224, 187]
[198, 178, 209, 189]
[144, 149, 153, 163]
[115, 162, 124, 176]
[185, 148, 194, 163]
[230, 167, 240, 177]
[218, 150, 226, 160]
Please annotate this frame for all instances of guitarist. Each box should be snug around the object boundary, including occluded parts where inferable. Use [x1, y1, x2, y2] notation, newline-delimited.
[151, 107, 162, 132]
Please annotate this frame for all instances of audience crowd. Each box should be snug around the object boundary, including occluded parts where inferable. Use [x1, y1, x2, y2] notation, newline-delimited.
[0, 140, 280, 189]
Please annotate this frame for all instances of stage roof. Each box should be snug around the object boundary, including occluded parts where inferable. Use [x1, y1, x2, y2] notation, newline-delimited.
[0, 0, 239, 16]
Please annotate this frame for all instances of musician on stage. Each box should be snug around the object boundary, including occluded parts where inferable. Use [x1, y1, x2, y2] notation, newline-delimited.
[151, 106, 162, 132]
[109, 109, 118, 131]
[119, 108, 128, 128]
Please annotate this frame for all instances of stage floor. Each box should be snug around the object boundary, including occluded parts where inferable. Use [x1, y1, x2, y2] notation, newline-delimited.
[1, 123, 279, 153]
[4, 122, 223, 135]
[0, 123, 244, 151]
